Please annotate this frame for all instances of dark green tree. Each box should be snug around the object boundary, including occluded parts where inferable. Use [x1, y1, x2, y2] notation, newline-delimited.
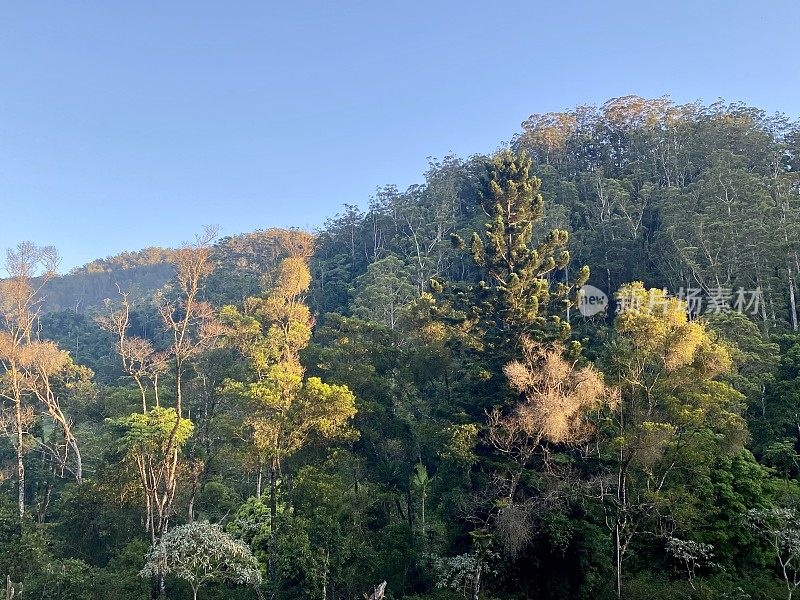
[450, 149, 588, 342]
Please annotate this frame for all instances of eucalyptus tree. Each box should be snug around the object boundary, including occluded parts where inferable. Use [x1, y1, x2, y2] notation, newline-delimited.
[0, 243, 86, 517]
[352, 254, 416, 330]
[104, 228, 221, 542]
[601, 283, 748, 598]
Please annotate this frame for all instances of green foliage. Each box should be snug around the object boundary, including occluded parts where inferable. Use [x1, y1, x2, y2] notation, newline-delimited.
[111, 407, 194, 456]
[449, 149, 587, 341]
[6, 97, 800, 600]
[352, 254, 417, 329]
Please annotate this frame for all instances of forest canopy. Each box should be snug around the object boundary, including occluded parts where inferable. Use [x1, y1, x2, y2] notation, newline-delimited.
[2, 96, 800, 600]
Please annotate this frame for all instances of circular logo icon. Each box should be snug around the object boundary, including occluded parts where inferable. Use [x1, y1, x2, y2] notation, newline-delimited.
[577, 285, 608, 317]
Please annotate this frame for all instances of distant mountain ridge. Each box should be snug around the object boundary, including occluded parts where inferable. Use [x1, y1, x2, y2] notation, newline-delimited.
[39, 229, 306, 313]
[41, 248, 177, 313]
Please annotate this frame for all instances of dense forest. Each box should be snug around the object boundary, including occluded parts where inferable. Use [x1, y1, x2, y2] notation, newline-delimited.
[3, 96, 800, 599]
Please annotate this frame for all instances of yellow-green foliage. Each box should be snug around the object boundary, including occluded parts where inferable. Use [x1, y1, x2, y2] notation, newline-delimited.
[615, 282, 732, 379]
[222, 234, 358, 467]
[114, 407, 194, 456]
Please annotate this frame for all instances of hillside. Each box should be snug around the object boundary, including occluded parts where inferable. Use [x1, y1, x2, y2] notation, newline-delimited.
[3, 96, 800, 600]
[43, 97, 800, 332]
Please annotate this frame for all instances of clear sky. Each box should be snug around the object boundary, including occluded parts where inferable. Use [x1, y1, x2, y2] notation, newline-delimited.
[2, 1, 799, 271]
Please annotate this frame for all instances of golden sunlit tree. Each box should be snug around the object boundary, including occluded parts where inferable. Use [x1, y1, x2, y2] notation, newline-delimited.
[221, 229, 357, 578]
[602, 282, 747, 599]
[486, 337, 618, 555]
[0, 243, 88, 518]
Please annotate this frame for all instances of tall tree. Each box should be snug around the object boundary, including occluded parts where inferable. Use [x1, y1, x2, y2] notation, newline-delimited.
[449, 149, 588, 342]
[105, 228, 220, 543]
[600, 282, 748, 598]
[491, 338, 617, 500]
[352, 254, 416, 330]
[0, 243, 59, 517]
[222, 230, 358, 579]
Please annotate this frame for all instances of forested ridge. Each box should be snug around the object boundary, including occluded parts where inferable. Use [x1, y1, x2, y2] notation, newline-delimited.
[3, 96, 800, 599]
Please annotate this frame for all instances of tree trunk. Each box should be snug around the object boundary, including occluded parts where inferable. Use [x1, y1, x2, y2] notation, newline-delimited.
[406, 487, 413, 530]
[322, 548, 329, 600]
[151, 572, 166, 599]
[472, 556, 481, 600]
[788, 262, 798, 331]
[37, 481, 51, 524]
[614, 450, 627, 600]
[269, 459, 278, 580]
[615, 524, 623, 599]
[421, 494, 426, 535]
[69, 435, 83, 484]
[16, 402, 25, 519]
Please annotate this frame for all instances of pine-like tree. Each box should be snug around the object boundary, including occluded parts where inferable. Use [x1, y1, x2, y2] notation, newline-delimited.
[449, 149, 588, 342]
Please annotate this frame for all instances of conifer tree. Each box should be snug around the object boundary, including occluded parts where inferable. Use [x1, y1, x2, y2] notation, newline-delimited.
[450, 149, 588, 342]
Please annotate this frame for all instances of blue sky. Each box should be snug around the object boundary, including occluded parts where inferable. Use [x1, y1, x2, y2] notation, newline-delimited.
[2, 1, 799, 271]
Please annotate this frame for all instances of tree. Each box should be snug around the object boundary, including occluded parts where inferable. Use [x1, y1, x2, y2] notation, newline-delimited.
[601, 282, 748, 598]
[748, 508, 800, 600]
[449, 149, 588, 340]
[140, 521, 261, 600]
[102, 228, 221, 544]
[430, 537, 498, 600]
[0, 243, 84, 518]
[222, 230, 357, 579]
[489, 337, 618, 505]
[708, 311, 782, 454]
[111, 407, 194, 540]
[665, 537, 715, 590]
[410, 462, 432, 535]
[97, 288, 167, 413]
[17, 340, 88, 484]
[392, 158, 471, 294]
[352, 255, 416, 330]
